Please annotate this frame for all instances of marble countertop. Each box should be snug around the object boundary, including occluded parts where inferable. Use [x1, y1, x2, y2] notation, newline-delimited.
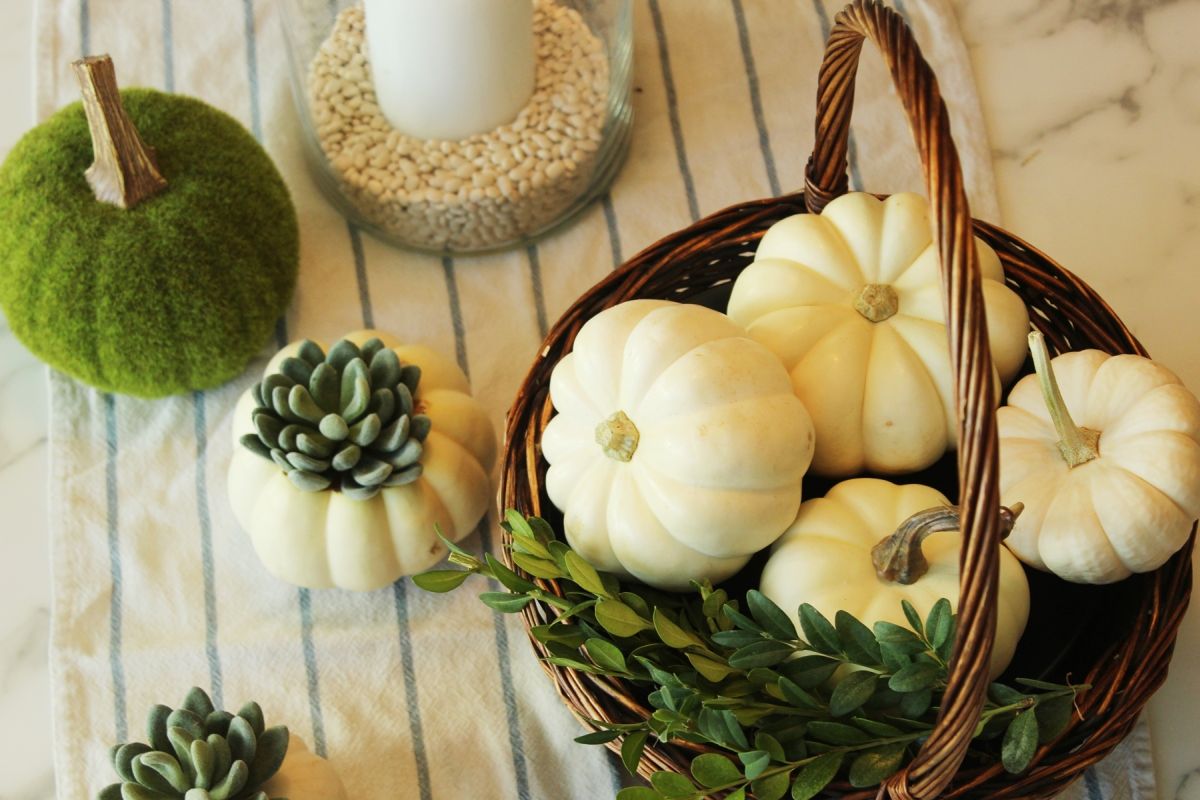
[2, 0, 1199, 797]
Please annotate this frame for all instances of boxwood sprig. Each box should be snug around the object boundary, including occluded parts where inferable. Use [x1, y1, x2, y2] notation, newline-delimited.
[414, 511, 1086, 800]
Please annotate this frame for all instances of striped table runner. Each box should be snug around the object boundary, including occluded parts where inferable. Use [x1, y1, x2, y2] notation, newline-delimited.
[40, 0, 1151, 797]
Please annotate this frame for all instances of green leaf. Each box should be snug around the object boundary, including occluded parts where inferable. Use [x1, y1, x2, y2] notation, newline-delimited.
[900, 599, 924, 636]
[687, 652, 735, 683]
[1015, 678, 1072, 691]
[751, 769, 792, 800]
[779, 656, 838, 689]
[595, 599, 653, 638]
[616, 788, 665, 800]
[873, 621, 927, 654]
[545, 656, 603, 674]
[650, 770, 697, 798]
[511, 552, 563, 580]
[619, 592, 653, 619]
[585, 638, 629, 674]
[889, 662, 941, 693]
[835, 611, 882, 665]
[412, 570, 472, 593]
[574, 729, 621, 745]
[728, 640, 793, 669]
[851, 717, 903, 737]
[829, 670, 877, 716]
[479, 592, 533, 613]
[485, 554, 537, 593]
[622, 731, 649, 774]
[653, 608, 705, 650]
[727, 791, 746, 800]
[503, 509, 536, 541]
[747, 590, 798, 640]
[807, 720, 871, 745]
[924, 599, 953, 648]
[791, 752, 843, 800]
[711, 630, 764, 649]
[849, 743, 906, 788]
[691, 752, 743, 788]
[798, 604, 841, 655]
[722, 603, 765, 634]
[1001, 710, 1040, 773]
[564, 551, 610, 597]
[755, 732, 786, 762]
[738, 749, 771, 780]
[898, 689, 932, 719]
[1035, 694, 1076, 743]
[701, 588, 730, 620]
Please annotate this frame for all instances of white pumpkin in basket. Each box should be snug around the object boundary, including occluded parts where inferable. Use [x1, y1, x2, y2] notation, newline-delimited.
[541, 300, 815, 591]
[759, 478, 1030, 678]
[998, 332, 1200, 583]
[727, 191, 1030, 477]
[228, 330, 496, 591]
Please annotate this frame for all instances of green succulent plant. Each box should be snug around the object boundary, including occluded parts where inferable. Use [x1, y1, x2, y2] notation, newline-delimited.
[241, 336, 431, 500]
[98, 687, 288, 800]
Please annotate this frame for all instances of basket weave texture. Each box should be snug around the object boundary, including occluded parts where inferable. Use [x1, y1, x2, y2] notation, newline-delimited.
[499, 2, 1194, 797]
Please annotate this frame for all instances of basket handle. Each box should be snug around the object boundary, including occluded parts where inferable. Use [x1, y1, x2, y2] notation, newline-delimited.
[805, 4, 1003, 798]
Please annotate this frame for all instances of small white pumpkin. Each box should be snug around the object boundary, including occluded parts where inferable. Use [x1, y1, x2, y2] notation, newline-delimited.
[262, 736, 348, 800]
[541, 300, 815, 590]
[727, 192, 1030, 477]
[759, 478, 1030, 677]
[228, 329, 496, 591]
[998, 331, 1200, 583]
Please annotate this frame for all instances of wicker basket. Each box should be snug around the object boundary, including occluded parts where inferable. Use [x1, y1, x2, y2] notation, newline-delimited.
[499, 2, 1194, 797]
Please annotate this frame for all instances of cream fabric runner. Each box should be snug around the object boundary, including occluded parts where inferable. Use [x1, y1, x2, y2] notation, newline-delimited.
[39, 0, 1153, 798]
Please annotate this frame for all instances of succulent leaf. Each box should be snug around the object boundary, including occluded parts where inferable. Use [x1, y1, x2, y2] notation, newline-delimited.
[203, 711, 233, 737]
[209, 759, 249, 800]
[140, 751, 191, 793]
[99, 783, 124, 800]
[191, 739, 214, 789]
[208, 736, 232, 785]
[116, 743, 152, 782]
[310, 363, 338, 412]
[131, 754, 178, 795]
[226, 718, 256, 766]
[166, 726, 195, 777]
[245, 726, 289, 788]
[279, 356, 313, 387]
[237, 703, 265, 738]
[296, 340, 326, 367]
[123, 784, 174, 800]
[288, 384, 325, 425]
[147, 705, 172, 753]
[166, 710, 205, 742]
[182, 690, 215, 719]
[243, 336, 431, 500]
[349, 413, 381, 447]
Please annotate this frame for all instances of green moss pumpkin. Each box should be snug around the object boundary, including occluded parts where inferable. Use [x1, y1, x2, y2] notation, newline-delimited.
[0, 65, 298, 397]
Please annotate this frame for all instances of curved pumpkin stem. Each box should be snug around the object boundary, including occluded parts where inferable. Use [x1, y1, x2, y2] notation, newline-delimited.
[872, 502, 1025, 585]
[1027, 331, 1100, 468]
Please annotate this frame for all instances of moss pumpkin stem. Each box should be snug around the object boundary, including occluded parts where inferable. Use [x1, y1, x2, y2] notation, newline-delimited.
[1028, 330, 1100, 468]
[72, 55, 168, 209]
[872, 503, 1025, 584]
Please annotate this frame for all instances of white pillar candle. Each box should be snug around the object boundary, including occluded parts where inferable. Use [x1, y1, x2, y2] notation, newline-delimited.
[363, 0, 536, 141]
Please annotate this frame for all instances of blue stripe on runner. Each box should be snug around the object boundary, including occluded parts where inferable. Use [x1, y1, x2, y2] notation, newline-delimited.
[103, 393, 127, 741]
[242, 0, 262, 141]
[731, 0, 781, 196]
[161, 0, 174, 92]
[647, 0, 699, 222]
[193, 392, 224, 709]
[811, 0, 865, 191]
[601, 193, 623, 269]
[441, 258, 531, 798]
[349, 222, 373, 328]
[297, 589, 328, 757]
[1084, 766, 1103, 800]
[527, 245, 549, 338]
[80, 0, 89, 55]
[392, 581, 433, 800]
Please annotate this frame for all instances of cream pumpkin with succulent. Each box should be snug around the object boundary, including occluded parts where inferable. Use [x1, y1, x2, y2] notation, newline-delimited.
[541, 300, 815, 590]
[228, 330, 496, 591]
[760, 478, 1030, 678]
[998, 332, 1200, 583]
[727, 192, 1030, 476]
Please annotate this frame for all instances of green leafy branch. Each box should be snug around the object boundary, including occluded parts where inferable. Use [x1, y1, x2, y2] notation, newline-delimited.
[414, 512, 1087, 800]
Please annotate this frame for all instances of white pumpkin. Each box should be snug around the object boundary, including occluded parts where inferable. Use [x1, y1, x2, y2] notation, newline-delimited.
[541, 300, 815, 591]
[727, 192, 1030, 477]
[998, 332, 1200, 583]
[228, 329, 496, 591]
[759, 478, 1030, 678]
[262, 736, 348, 800]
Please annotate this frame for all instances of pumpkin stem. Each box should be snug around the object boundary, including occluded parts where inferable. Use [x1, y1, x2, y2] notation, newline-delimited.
[1027, 331, 1100, 468]
[72, 55, 168, 209]
[595, 410, 639, 462]
[854, 284, 899, 323]
[872, 502, 1025, 585]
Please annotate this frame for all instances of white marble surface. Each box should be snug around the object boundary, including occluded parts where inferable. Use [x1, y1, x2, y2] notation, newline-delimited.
[1, 0, 1198, 797]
